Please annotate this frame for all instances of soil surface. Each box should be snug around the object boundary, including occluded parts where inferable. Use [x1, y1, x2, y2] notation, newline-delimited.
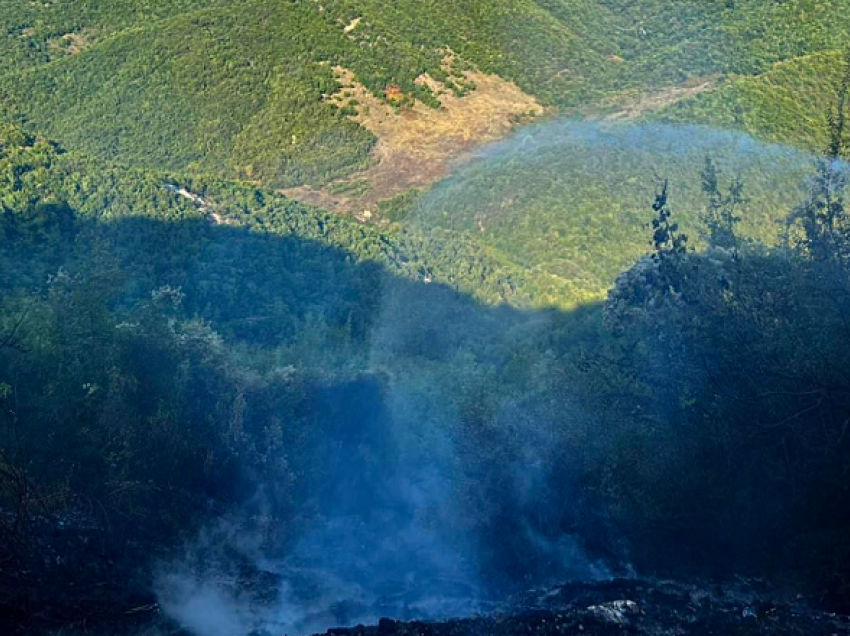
[320, 578, 850, 636]
[5, 565, 850, 635]
[281, 64, 544, 218]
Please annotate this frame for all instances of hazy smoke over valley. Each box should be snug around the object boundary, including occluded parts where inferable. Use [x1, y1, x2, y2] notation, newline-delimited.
[4, 1, 850, 634]
[153, 121, 822, 636]
[410, 121, 811, 238]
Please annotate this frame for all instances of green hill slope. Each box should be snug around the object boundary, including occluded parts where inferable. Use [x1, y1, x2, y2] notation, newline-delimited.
[403, 123, 817, 306]
[655, 50, 847, 152]
[2, 0, 849, 192]
[0, 121, 574, 309]
[0, 0, 615, 187]
[3, 0, 850, 310]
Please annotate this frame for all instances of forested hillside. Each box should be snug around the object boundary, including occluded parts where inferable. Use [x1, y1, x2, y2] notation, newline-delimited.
[3, 0, 848, 307]
[5, 107, 850, 633]
[3, 1, 850, 634]
[656, 50, 850, 151]
[0, 122, 561, 308]
[406, 123, 814, 305]
[1, 0, 849, 190]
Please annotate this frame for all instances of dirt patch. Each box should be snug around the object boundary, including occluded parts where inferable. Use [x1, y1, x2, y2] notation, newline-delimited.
[48, 31, 94, 57]
[281, 67, 713, 218]
[343, 16, 362, 35]
[282, 65, 544, 218]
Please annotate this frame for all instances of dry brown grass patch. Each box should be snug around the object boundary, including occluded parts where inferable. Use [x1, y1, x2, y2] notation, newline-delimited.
[48, 30, 94, 57]
[282, 65, 544, 218]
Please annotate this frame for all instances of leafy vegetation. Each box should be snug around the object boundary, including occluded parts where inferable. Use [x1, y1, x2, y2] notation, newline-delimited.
[5, 70, 850, 610]
[657, 50, 850, 152]
[0, 0, 604, 186]
[2, 0, 849, 190]
[3, 2, 850, 633]
[5, 112, 850, 629]
[408, 122, 814, 306]
[0, 122, 557, 311]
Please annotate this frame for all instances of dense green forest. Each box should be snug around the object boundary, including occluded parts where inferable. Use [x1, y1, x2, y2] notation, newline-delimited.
[656, 49, 850, 151]
[405, 123, 814, 306]
[5, 0, 846, 310]
[0, 122, 552, 308]
[1, 0, 849, 188]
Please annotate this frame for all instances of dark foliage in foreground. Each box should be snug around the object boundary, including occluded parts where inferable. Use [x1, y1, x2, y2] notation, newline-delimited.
[4, 62, 850, 636]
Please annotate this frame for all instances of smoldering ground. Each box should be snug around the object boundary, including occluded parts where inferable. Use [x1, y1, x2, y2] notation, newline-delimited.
[154, 305, 608, 635]
[153, 121, 822, 636]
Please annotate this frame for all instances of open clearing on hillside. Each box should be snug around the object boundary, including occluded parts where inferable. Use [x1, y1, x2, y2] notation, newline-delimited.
[281, 69, 723, 218]
[282, 66, 544, 218]
[47, 30, 94, 57]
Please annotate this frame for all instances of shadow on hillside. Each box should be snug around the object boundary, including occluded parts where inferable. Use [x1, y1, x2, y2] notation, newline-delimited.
[22, 210, 605, 357]
[1, 211, 612, 635]
[7, 208, 850, 635]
